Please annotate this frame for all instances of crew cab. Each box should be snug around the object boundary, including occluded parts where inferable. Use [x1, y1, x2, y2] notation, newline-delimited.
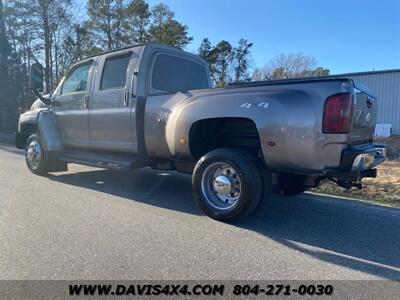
[16, 43, 386, 221]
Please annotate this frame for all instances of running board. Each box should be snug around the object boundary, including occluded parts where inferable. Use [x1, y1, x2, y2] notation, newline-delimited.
[59, 149, 149, 171]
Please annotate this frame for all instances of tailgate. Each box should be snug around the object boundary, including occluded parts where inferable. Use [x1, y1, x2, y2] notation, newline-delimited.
[349, 83, 377, 144]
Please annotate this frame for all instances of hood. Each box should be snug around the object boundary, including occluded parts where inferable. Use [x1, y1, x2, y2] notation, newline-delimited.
[30, 94, 51, 111]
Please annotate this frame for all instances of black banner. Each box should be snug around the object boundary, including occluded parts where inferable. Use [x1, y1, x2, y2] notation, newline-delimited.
[1, 280, 399, 299]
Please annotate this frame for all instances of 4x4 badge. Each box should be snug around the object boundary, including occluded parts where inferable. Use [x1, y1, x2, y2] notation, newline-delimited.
[240, 102, 270, 109]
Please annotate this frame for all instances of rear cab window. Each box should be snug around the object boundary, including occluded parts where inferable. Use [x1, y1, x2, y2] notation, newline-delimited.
[101, 54, 131, 90]
[150, 54, 209, 94]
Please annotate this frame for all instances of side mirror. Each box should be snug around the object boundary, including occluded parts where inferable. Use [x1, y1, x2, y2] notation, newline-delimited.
[29, 63, 44, 91]
[29, 63, 52, 105]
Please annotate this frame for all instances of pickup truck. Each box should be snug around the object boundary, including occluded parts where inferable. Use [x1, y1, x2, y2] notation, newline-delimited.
[16, 43, 386, 221]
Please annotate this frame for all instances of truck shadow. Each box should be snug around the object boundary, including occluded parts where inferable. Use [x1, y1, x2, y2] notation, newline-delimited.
[48, 167, 400, 280]
[48, 167, 199, 216]
[0, 143, 24, 155]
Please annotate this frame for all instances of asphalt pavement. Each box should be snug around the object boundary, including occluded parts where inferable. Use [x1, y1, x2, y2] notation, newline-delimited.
[1, 143, 400, 280]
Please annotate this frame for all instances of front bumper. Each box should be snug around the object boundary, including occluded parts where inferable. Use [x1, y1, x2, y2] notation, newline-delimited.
[329, 143, 386, 182]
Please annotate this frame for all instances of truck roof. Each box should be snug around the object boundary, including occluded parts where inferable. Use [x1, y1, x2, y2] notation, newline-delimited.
[82, 43, 186, 61]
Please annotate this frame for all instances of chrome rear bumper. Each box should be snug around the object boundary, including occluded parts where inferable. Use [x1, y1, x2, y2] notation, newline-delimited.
[329, 143, 386, 182]
[351, 144, 386, 171]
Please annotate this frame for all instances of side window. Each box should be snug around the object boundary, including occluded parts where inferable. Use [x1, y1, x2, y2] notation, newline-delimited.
[151, 54, 209, 93]
[100, 54, 131, 90]
[62, 63, 91, 94]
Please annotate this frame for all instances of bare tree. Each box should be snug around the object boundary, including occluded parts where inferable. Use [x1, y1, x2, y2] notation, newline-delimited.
[252, 53, 329, 80]
[10, 0, 73, 92]
[270, 53, 316, 78]
[251, 67, 269, 81]
[0, 0, 198, 132]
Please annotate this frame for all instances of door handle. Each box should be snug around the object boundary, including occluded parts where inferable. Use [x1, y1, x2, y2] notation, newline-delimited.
[84, 95, 89, 109]
[124, 92, 129, 107]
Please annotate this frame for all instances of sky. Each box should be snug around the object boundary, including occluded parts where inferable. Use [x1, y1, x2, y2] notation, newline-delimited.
[147, 0, 400, 74]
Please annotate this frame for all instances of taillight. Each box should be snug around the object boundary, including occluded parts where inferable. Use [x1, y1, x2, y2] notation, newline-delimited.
[322, 92, 351, 134]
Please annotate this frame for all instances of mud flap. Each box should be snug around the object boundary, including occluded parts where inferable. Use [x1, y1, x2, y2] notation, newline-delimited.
[46, 152, 68, 172]
[37, 110, 62, 152]
[37, 110, 67, 172]
[15, 132, 29, 149]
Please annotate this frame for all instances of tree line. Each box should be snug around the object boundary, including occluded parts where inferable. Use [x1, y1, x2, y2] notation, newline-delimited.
[0, 0, 330, 132]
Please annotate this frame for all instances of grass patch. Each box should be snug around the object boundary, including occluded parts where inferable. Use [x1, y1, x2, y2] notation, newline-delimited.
[311, 161, 400, 207]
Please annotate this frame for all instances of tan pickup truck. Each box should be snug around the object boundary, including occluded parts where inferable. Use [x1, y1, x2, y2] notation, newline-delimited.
[16, 43, 386, 221]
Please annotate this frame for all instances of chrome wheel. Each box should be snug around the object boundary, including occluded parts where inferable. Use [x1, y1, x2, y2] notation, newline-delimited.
[26, 140, 42, 170]
[200, 162, 242, 210]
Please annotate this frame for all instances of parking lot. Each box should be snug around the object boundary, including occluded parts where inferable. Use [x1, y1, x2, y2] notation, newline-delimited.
[1, 143, 400, 280]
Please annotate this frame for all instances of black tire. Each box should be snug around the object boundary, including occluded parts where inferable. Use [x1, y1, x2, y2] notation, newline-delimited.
[25, 133, 49, 176]
[276, 173, 308, 196]
[192, 148, 267, 221]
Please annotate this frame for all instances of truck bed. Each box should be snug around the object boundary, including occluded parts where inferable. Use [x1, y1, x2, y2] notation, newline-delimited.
[228, 76, 352, 88]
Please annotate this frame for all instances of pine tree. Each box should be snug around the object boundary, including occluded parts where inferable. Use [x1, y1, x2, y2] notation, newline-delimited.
[126, 0, 151, 43]
[233, 38, 253, 82]
[86, 0, 129, 50]
[147, 3, 192, 49]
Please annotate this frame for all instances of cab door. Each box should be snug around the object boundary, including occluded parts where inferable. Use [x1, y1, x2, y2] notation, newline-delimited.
[52, 60, 93, 148]
[89, 50, 139, 152]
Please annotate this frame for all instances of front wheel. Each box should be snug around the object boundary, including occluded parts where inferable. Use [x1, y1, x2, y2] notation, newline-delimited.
[25, 133, 49, 176]
[192, 148, 268, 222]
